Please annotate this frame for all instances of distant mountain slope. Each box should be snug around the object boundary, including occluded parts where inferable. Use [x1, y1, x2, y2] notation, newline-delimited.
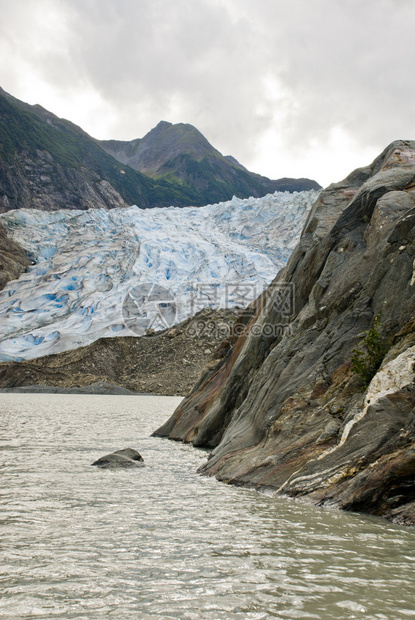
[0, 87, 320, 212]
[0, 88, 202, 212]
[100, 121, 321, 204]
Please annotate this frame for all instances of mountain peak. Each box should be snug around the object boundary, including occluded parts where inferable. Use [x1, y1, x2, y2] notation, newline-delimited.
[153, 120, 173, 131]
[99, 120, 321, 197]
[101, 120, 222, 178]
[0, 88, 320, 212]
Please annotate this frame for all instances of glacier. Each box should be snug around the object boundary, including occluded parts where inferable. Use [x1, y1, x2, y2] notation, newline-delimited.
[0, 190, 319, 360]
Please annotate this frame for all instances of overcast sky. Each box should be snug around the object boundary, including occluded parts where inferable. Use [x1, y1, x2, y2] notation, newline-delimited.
[1, 0, 414, 187]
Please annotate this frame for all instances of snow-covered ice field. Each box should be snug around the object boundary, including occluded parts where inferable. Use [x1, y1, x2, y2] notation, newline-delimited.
[0, 190, 318, 360]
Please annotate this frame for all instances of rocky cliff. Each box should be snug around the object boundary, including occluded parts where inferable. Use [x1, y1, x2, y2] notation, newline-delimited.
[155, 140, 415, 525]
[0, 222, 29, 290]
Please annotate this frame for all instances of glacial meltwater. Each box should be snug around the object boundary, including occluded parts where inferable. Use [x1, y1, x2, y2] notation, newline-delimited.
[2, 394, 415, 620]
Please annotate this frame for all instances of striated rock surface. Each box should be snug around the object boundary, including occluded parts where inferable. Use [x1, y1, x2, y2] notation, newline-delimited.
[0, 222, 29, 290]
[154, 140, 415, 524]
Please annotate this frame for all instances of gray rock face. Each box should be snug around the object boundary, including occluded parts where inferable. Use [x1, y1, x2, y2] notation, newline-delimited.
[154, 140, 415, 524]
[91, 448, 144, 469]
[0, 222, 29, 290]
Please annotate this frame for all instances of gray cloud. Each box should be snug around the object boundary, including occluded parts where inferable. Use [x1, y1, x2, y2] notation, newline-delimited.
[265, 0, 415, 145]
[1, 0, 415, 185]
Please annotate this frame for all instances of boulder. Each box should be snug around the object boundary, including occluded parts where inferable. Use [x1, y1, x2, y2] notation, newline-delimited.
[91, 448, 144, 469]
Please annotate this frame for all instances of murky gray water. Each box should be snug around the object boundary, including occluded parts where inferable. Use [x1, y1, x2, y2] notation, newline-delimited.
[1, 393, 415, 619]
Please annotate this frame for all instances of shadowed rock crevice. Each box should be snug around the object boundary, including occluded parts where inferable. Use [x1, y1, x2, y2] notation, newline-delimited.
[154, 140, 415, 524]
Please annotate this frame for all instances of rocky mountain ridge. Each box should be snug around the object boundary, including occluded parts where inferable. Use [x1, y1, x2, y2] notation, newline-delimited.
[0, 87, 320, 212]
[0, 87, 197, 212]
[99, 120, 320, 203]
[154, 140, 415, 525]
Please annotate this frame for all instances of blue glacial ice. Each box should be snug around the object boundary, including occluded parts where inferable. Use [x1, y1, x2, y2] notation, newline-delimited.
[0, 190, 318, 360]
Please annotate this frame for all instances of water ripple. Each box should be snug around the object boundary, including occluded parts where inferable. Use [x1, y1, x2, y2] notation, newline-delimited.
[1, 393, 415, 619]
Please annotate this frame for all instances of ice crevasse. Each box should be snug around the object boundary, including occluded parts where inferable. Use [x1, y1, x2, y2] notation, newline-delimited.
[0, 190, 319, 360]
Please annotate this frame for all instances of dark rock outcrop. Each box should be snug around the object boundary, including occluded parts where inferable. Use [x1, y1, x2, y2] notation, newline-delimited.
[92, 448, 144, 469]
[0, 221, 29, 290]
[154, 140, 415, 524]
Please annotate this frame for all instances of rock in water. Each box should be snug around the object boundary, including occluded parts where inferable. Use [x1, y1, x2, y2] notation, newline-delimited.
[153, 140, 415, 525]
[91, 448, 144, 469]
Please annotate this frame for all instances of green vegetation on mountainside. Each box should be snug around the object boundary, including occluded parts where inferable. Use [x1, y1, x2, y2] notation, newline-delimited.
[0, 91, 203, 209]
